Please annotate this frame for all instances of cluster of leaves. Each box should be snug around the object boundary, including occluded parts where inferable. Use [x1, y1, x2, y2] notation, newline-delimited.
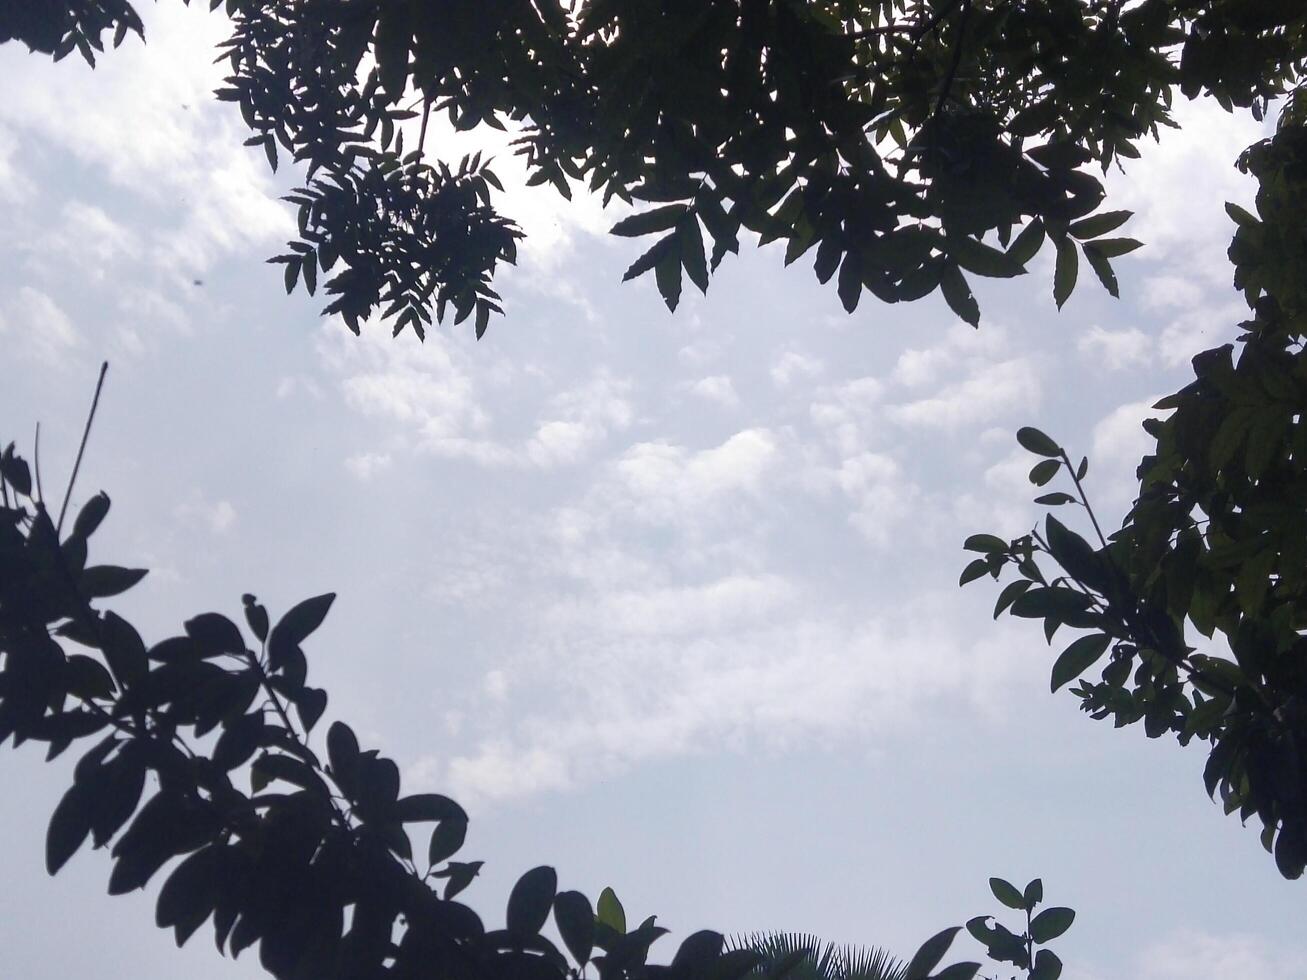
[966, 878, 1072, 980]
[960, 85, 1307, 880]
[7, 1, 1305, 333]
[891, 876, 1074, 980]
[0, 448, 762, 979]
[1, 435, 1058, 980]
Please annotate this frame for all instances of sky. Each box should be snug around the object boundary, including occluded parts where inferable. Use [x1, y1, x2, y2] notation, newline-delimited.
[1, 6, 1304, 979]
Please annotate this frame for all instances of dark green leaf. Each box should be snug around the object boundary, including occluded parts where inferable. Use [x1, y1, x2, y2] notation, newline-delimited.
[1085, 238, 1143, 258]
[395, 793, 465, 824]
[267, 593, 334, 672]
[989, 877, 1025, 910]
[1029, 460, 1061, 486]
[1053, 236, 1078, 309]
[1017, 427, 1061, 457]
[904, 927, 960, 979]
[1051, 635, 1111, 691]
[611, 205, 688, 238]
[1029, 907, 1075, 943]
[553, 890, 595, 966]
[960, 558, 991, 586]
[1068, 211, 1131, 239]
[508, 866, 558, 937]
[47, 784, 92, 874]
[428, 815, 468, 865]
[80, 565, 148, 598]
[939, 263, 980, 326]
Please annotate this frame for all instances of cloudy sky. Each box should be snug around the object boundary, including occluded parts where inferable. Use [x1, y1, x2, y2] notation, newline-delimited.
[1, 7, 1303, 979]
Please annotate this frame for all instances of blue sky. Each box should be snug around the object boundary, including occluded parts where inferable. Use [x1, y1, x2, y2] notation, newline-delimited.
[1, 6, 1304, 978]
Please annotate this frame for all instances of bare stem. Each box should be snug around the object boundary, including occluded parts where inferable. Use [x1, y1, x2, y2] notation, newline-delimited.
[57, 361, 109, 536]
[1060, 450, 1108, 548]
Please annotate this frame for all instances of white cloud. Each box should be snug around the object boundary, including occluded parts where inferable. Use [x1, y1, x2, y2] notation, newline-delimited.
[1136, 928, 1307, 980]
[1156, 298, 1248, 368]
[771, 350, 823, 387]
[0, 286, 80, 366]
[689, 374, 740, 408]
[1077, 325, 1152, 370]
[889, 357, 1041, 430]
[174, 496, 237, 535]
[610, 429, 781, 524]
[345, 452, 393, 481]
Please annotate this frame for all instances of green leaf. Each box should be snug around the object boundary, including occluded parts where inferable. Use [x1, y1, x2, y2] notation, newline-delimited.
[1007, 219, 1046, 267]
[395, 794, 465, 824]
[1034, 492, 1076, 505]
[267, 593, 335, 671]
[655, 243, 684, 312]
[933, 965, 982, 980]
[680, 217, 709, 293]
[47, 784, 92, 874]
[1016, 427, 1061, 457]
[993, 579, 1031, 619]
[964, 534, 1008, 553]
[428, 815, 468, 865]
[622, 234, 677, 282]
[73, 491, 111, 539]
[838, 249, 863, 313]
[1029, 459, 1061, 486]
[1082, 246, 1119, 298]
[1029, 907, 1075, 943]
[988, 877, 1025, 910]
[1085, 237, 1143, 258]
[596, 886, 626, 934]
[1030, 949, 1063, 980]
[1050, 634, 1111, 691]
[507, 866, 558, 937]
[1053, 236, 1078, 309]
[80, 565, 148, 598]
[184, 613, 246, 654]
[904, 927, 960, 979]
[1068, 210, 1131, 239]
[960, 557, 991, 586]
[1024, 878, 1044, 908]
[1224, 201, 1258, 228]
[553, 891, 596, 966]
[952, 236, 1024, 278]
[611, 205, 688, 238]
[940, 263, 980, 326]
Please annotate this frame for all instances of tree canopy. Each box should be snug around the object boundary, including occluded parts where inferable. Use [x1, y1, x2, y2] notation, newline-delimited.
[5, 0, 1305, 335]
[2, 0, 1307, 977]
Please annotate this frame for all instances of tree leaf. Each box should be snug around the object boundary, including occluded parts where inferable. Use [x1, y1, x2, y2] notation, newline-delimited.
[1016, 427, 1061, 457]
[611, 205, 688, 238]
[507, 866, 558, 937]
[988, 877, 1025, 910]
[267, 593, 335, 671]
[1085, 237, 1143, 258]
[837, 249, 863, 313]
[596, 886, 626, 934]
[428, 815, 468, 865]
[47, 784, 92, 874]
[940, 263, 980, 326]
[1028, 907, 1075, 943]
[554, 890, 595, 966]
[1029, 459, 1061, 486]
[395, 793, 465, 824]
[80, 565, 148, 598]
[904, 927, 960, 979]
[1068, 210, 1131, 239]
[1053, 236, 1078, 309]
[1050, 635, 1111, 691]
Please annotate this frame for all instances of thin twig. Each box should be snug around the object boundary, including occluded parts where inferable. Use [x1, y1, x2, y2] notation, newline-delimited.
[1060, 451, 1108, 548]
[57, 361, 108, 536]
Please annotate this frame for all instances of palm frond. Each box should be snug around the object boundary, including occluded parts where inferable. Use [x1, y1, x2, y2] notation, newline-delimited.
[728, 932, 905, 980]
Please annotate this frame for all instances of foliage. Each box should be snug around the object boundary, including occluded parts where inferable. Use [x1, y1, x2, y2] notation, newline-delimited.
[0, 429, 1064, 978]
[962, 87, 1307, 882]
[727, 930, 905, 980]
[4, 1, 1305, 334]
